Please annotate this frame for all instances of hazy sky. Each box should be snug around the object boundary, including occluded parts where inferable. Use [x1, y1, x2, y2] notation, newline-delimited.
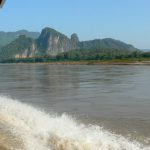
[0, 0, 150, 48]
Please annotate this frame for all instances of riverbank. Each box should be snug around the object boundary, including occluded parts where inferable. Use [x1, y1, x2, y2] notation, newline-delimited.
[14, 60, 150, 65]
[1, 58, 150, 65]
[42, 61, 150, 65]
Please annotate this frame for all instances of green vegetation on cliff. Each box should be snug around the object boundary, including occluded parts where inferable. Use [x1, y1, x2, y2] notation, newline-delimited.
[0, 30, 40, 49]
[79, 38, 137, 51]
[0, 27, 139, 60]
[0, 35, 33, 59]
[1, 27, 149, 64]
[1, 48, 150, 63]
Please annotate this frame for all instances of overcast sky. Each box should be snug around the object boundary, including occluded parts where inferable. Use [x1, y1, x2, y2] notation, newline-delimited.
[0, 0, 150, 49]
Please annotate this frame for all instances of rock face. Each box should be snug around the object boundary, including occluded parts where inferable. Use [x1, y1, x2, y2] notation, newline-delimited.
[0, 27, 138, 59]
[0, 28, 80, 59]
[15, 42, 37, 58]
[36, 27, 79, 56]
[71, 33, 79, 50]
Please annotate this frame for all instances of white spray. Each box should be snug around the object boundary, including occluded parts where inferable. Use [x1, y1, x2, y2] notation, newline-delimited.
[0, 96, 149, 150]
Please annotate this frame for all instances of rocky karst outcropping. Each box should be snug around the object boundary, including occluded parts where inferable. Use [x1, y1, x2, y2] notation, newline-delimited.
[36, 27, 79, 56]
[0, 27, 138, 59]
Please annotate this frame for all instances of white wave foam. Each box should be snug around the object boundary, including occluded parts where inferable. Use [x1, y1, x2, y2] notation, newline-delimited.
[0, 96, 149, 150]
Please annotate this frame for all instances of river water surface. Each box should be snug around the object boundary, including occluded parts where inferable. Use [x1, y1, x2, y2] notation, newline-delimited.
[0, 64, 150, 150]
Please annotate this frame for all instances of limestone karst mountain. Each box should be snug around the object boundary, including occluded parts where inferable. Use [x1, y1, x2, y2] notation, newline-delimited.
[0, 27, 138, 59]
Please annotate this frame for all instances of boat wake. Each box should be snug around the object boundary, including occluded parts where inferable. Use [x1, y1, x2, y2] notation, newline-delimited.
[0, 96, 149, 150]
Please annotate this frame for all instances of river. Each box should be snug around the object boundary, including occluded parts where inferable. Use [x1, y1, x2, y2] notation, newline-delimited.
[0, 64, 150, 150]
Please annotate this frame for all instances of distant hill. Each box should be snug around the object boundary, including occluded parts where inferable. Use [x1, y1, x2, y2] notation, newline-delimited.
[0, 35, 34, 59]
[80, 38, 137, 51]
[0, 30, 40, 49]
[142, 49, 150, 52]
[0, 27, 138, 59]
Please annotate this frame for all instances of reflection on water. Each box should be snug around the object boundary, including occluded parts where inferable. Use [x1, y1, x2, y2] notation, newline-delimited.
[0, 64, 150, 145]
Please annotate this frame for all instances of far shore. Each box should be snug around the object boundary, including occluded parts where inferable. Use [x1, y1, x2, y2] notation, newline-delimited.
[8, 60, 150, 65]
